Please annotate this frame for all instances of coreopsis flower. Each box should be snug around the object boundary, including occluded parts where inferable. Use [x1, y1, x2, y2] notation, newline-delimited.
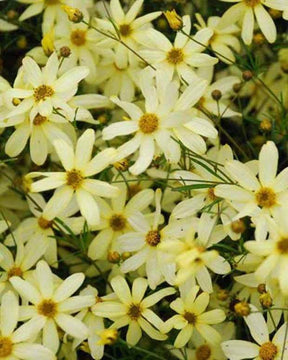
[161, 221, 231, 292]
[0, 291, 55, 360]
[162, 285, 226, 348]
[164, 9, 183, 31]
[103, 70, 217, 175]
[0, 236, 47, 295]
[140, 16, 218, 83]
[95, 0, 161, 66]
[95, 49, 141, 101]
[88, 183, 153, 261]
[218, 0, 287, 44]
[244, 212, 288, 296]
[93, 276, 175, 346]
[54, 11, 100, 83]
[1, 52, 89, 122]
[222, 308, 288, 359]
[28, 129, 119, 226]
[195, 14, 240, 64]
[118, 189, 180, 289]
[215, 141, 288, 241]
[5, 194, 85, 267]
[73, 286, 117, 360]
[10, 260, 94, 353]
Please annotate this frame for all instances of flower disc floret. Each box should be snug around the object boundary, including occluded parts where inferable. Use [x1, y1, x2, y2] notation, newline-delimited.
[255, 187, 277, 208]
[138, 113, 159, 134]
[66, 169, 84, 189]
[34, 85, 54, 102]
[196, 345, 212, 360]
[127, 303, 142, 320]
[145, 230, 161, 247]
[37, 299, 58, 318]
[0, 337, 13, 357]
[70, 29, 87, 46]
[119, 24, 132, 37]
[244, 0, 261, 7]
[109, 214, 127, 231]
[166, 48, 184, 64]
[277, 238, 288, 254]
[259, 342, 278, 360]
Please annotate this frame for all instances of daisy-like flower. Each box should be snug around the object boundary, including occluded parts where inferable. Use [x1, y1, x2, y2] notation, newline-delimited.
[0, 236, 47, 295]
[0, 291, 55, 360]
[95, 49, 141, 101]
[2, 52, 89, 122]
[103, 70, 217, 175]
[214, 141, 288, 241]
[195, 14, 241, 64]
[160, 220, 231, 292]
[140, 16, 218, 83]
[162, 285, 226, 348]
[222, 307, 288, 360]
[28, 129, 119, 226]
[54, 11, 100, 83]
[10, 260, 94, 353]
[244, 212, 288, 296]
[88, 183, 153, 261]
[118, 189, 180, 289]
[93, 275, 175, 346]
[5, 194, 85, 267]
[218, 0, 287, 44]
[95, 0, 161, 66]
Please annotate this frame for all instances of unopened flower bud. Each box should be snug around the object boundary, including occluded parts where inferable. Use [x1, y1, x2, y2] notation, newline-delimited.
[98, 114, 108, 124]
[113, 159, 129, 172]
[231, 219, 246, 234]
[217, 289, 229, 301]
[97, 329, 118, 345]
[60, 46, 71, 58]
[7, 10, 18, 20]
[260, 292, 273, 308]
[41, 31, 54, 57]
[259, 119, 272, 132]
[164, 10, 183, 31]
[211, 89, 222, 101]
[107, 251, 121, 264]
[121, 252, 131, 260]
[17, 36, 27, 49]
[233, 83, 242, 93]
[257, 283, 266, 294]
[62, 5, 83, 23]
[234, 301, 251, 316]
[253, 33, 265, 45]
[242, 70, 253, 81]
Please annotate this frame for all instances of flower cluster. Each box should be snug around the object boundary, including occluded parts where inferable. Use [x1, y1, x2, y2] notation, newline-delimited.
[0, 0, 287, 359]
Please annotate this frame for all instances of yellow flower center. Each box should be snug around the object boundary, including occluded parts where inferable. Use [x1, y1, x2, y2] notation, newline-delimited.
[109, 214, 127, 231]
[33, 113, 47, 126]
[244, 0, 261, 7]
[183, 311, 197, 324]
[139, 113, 159, 134]
[259, 342, 278, 360]
[166, 48, 184, 64]
[127, 303, 142, 320]
[277, 238, 288, 254]
[255, 187, 276, 208]
[0, 337, 13, 357]
[145, 230, 161, 247]
[196, 345, 212, 360]
[66, 169, 84, 190]
[119, 24, 132, 37]
[7, 266, 23, 279]
[38, 216, 53, 229]
[70, 29, 87, 46]
[37, 299, 57, 318]
[34, 85, 54, 102]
